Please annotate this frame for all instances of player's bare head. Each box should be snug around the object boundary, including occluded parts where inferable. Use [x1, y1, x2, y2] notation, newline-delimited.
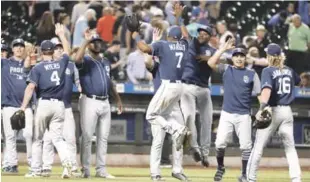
[292, 14, 302, 28]
[167, 26, 182, 41]
[197, 25, 212, 44]
[231, 48, 246, 68]
[265, 43, 285, 69]
[88, 35, 104, 54]
[40, 40, 54, 57]
[51, 37, 63, 60]
[11, 39, 25, 58]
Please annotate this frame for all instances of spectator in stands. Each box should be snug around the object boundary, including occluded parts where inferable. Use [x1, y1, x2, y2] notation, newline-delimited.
[58, 13, 71, 44]
[71, 0, 88, 33]
[165, 1, 176, 26]
[300, 72, 310, 88]
[229, 22, 241, 45]
[268, 2, 295, 27]
[149, 2, 164, 18]
[287, 14, 310, 74]
[126, 49, 152, 84]
[88, 0, 105, 20]
[1, 44, 9, 59]
[112, 8, 125, 40]
[104, 40, 122, 80]
[97, 7, 116, 44]
[36, 11, 56, 46]
[298, 0, 310, 26]
[253, 25, 271, 58]
[206, 0, 222, 23]
[192, 1, 209, 25]
[72, 9, 96, 48]
[216, 20, 234, 48]
[246, 46, 268, 78]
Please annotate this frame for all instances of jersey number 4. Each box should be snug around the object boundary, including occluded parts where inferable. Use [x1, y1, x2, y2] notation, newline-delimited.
[50, 71, 60, 86]
[175, 52, 183, 68]
[277, 77, 291, 94]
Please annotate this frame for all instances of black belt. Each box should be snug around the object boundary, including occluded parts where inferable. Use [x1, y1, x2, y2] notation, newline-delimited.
[85, 94, 108, 101]
[182, 80, 208, 88]
[41, 97, 61, 101]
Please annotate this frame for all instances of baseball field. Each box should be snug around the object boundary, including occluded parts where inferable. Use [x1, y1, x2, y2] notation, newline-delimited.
[2, 166, 310, 182]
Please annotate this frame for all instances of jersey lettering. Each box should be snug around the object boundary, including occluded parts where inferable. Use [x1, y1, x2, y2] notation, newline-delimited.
[50, 71, 60, 85]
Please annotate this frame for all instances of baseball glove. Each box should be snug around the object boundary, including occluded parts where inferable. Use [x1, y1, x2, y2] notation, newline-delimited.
[126, 14, 141, 32]
[10, 110, 26, 130]
[253, 107, 272, 129]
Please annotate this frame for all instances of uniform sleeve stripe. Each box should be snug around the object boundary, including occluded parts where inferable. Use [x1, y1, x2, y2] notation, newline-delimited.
[27, 79, 37, 86]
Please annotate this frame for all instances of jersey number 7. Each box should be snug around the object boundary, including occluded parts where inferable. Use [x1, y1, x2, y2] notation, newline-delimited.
[51, 71, 60, 86]
[175, 52, 183, 68]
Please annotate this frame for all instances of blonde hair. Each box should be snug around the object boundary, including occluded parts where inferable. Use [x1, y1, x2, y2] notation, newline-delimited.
[267, 54, 285, 69]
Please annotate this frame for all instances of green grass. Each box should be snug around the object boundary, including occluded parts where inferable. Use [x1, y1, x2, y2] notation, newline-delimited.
[2, 166, 310, 182]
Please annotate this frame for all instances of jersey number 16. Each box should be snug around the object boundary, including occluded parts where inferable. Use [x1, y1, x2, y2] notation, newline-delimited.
[51, 71, 60, 86]
[277, 77, 291, 94]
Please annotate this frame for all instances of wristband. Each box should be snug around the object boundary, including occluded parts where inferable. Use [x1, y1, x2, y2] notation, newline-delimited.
[259, 102, 267, 111]
[134, 35, 141, 42]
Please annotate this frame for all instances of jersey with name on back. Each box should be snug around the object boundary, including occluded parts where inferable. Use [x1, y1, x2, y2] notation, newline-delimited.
[63, 62, 78, 108]
[76, 55, 111, 97]
[27, 54, 70, 100]
[1, 57, 28, 107]
[151, 39, 189, 81]
[261, 66, 300, 106]
[182, 38, 216, 87]
[219, 64, 261, 115]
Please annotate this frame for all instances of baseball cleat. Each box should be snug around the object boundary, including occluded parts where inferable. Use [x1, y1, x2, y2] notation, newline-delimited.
[41, 169, 52, 177]
[214, 166, 225, 182]
[201, 155, 210, 167]
[71, 169, 81, 177]
[81, 168, 90, 178]
[24, 171, 41, 178]
[5, 165, 19, 173]
[151, 175, 165, 181]
[238, 175, 248, 182]
[95, 172, 116, 179]
[172, 173, 191, 182]
[2, 167, 10, 172]
[61, 166, 71, 179]
[191, 149, 202, 162]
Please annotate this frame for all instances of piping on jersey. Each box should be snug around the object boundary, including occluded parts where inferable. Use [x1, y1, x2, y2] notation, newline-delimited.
[89, 55, 108, 96]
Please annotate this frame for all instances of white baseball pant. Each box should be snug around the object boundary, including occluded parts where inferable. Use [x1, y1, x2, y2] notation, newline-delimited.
[146, 80, 185, 136]
[42, 108, 78, 170]
[31, 99, 71, 173]
[2, 107, 33, 166]
[79, 95, 111, 174]
[150, 103, 184, 176]
[247, 106, 301, 182]
[180, 83, 213, 156]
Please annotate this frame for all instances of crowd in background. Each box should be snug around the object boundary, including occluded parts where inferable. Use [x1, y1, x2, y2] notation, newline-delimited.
[1, 0, 310, 87]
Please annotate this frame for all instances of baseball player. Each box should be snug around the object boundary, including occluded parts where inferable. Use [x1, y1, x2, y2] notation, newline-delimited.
[129, 16, 189, 152]
[247, 43, 302, 182]
[146, 27, 189, 181]
[180, 24, 216, 167]
[22, 24, 72, 178]
[201, 44, 261, 182]
[41, 37, 81, 177]
[72, 31, 123, 178]
[1, 38, 33, 173]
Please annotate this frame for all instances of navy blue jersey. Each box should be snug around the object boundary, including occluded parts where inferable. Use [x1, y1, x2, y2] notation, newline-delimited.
[151, 39, 189, 81]
[28, 54, 70, 100]
[1, 57, 28, 107]
[219, 64, 261, 115]
[63, 62, 79, 108]
[261, 66, 300, 106]
[151, 61, 161, 93]
[182, 38, 216, 87]
[76, 55, 111, 97]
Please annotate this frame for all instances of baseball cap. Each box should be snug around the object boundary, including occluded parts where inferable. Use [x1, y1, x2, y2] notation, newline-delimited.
[11, 38, 25, 48]
[232, 48, 246, 56]
[197, 25, 213, 36]
[265, 43, 281, 56]
[1, 44, 9, 51]
[50, 37, 63, 47]
[167, 26, 182, 40]
[90, 34, 103, 42]
[111, 40, 121, 45]
[40, 40, 54, 51]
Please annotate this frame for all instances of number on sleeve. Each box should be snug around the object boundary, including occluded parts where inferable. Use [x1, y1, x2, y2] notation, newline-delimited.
[50, 71, 60, 85]
[277, 77, 291, 94]
[175, 52, 183, 68]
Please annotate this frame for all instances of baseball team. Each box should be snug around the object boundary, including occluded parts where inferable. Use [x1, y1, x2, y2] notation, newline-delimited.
[1, 2, 302, 182]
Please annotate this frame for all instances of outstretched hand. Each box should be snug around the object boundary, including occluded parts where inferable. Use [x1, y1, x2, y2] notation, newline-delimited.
[173, 2, 184, 18]
[220, 38, 235, 52]
[152, 28, 163, 42]
[55, 23, 65, 37]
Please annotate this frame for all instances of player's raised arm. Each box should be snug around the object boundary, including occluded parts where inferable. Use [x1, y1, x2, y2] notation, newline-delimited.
[207, 38, 235, 70]
[71, 29, 92, 64]
[174, 3, 190, 40]
[55, 23, 70, 55]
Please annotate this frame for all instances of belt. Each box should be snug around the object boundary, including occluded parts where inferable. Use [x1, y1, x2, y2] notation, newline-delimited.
[41, 97, 61, 101]
[161, 79, 182, 83]
[85, 94, 108, 101]
[182, 80, 207, 88]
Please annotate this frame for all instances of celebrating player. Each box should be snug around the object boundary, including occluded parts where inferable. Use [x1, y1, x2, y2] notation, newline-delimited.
[22, 23, 72, 178]
[247, 43, 302, 182]
[72, 31, 123, 179]
[41, 37, 81, 177]
[1, 38, 33, 173]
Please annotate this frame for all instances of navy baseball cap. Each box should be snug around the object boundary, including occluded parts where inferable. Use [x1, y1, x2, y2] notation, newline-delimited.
[232, 48, 246, 56]
[1, 44, 9, 51]
[197, 25, 213, 36]
[11, 38, 25, 47]
[167, 26, 182, 40]
[90, 34, 103, 42]
[265, 43, 281, 56]
[40, 40, 54, 51]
